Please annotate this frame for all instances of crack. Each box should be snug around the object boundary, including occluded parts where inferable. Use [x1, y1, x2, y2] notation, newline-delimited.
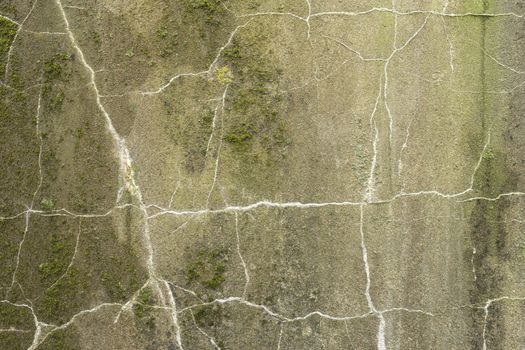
[0, 14, 20, 26]
[323, 35, 387, 62]
[471, 247, 477, 282]
[358, 205, 385, 349]
[29, 302, 122, 349]
[392, 1, 398, 49]
[479, 296, 525, 350]
[305, 0, 312, 39]
[234, 213, 250, 299]
[384, 15, 430, 143]
[35, 219, 82, 300]
[397, 114, 415, 189]
[168, 168, 182, 209]
[178, 296, 373, 323]
[458, 191, 525, 203]
[0, 327, 32, 333]
[310, 9, 525, 19]
[364, 77, 382, 203]
[139, 20, 252, 97]
[148, 200, 365, 219]
[162, 280, 184, 350]
[470, 39, 525, 75]
[189, 309, 221, 350]
[276, 323, 284, 350]
[22, 29, 67, 36]
[206, 85, 229, 208]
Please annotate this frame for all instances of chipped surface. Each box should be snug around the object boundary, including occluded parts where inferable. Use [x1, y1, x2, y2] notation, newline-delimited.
[1, 0, 524, 349]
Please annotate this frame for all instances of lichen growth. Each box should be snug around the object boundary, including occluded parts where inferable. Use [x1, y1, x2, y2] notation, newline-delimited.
[40, 198, 55, 211]
[223, 123, 254, 144]
[482, 146, 495, 160]
[215, 65, 233, 85]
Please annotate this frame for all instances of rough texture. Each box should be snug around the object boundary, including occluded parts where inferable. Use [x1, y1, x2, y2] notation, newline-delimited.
[0, 0, 524, 349]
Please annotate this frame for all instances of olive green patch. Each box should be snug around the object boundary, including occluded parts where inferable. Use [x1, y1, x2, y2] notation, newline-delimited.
[0, 17, 17, 73]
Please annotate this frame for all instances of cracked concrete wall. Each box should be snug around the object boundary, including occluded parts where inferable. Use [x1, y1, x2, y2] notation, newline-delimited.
[0, 0, 524, 349]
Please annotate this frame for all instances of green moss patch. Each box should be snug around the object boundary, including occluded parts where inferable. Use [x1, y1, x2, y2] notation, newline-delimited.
[0, 17, 17, 72]
[185, 247, 229, 291]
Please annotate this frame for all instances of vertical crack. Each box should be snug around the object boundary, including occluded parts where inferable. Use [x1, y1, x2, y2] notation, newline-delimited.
[359, 205, 386, 349]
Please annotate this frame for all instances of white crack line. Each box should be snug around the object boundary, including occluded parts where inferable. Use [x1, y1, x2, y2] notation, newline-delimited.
[0, 14, 21, 26]
[139, 20, 252, 96]
[53, 2, 188, 344]
[238, 6, 525, 24]
[189, 309, 221, 350]
[29, 302, 123, 349]
[205, 100, 222, 159]
[392, 0, 398, 50]
[22, 29, 67, 36]
[163, 280, 184, 350]
[234, 213, 250, 298]
[471, 247, 477, 282]
[443, 0, 449, 14]
[359, 205, 386, 350]
[310, 9, 525, 19]
[113, 279, 152, 324]
[5, 187, 523, 224]
[323, 35, 387, 62]
[148, 199, 364, 219]
[480, 296, 525, 350]
[464, 37, 525, 75]
[178, 296, 374, 323]
[0, 327, 32, 333]
[305, 0, 312, 39]
[35, 218, 82, 300]
[206, 85, 229, 208]
[276, 323, 284, 350]
[55, 0, 163, 282]
[384, 14, 430, 143]
[0, 299, 55, 350]
[397, 113, 415, 189]
[458, 191, 525, 203]
[168, 168, 182, 209]
[364, 76, 383, 203]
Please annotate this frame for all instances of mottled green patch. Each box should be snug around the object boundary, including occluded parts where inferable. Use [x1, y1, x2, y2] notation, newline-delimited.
[36, 267, 82, 324]
[43, 52, 72, 82]
[223, 46, 242, 63]
[221, 35, 290, 156]
[193, 303, 226, 329]
[37, 231, 73, 283]
[0, 302, 34, 349]
[38, 329, 77, 350]
[0, 17, 17, 72]
[223, 123, 254, 144]
[186, 247, 228, 290]
[0, 302, 33, 331]
[133, 287, 156, 331]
